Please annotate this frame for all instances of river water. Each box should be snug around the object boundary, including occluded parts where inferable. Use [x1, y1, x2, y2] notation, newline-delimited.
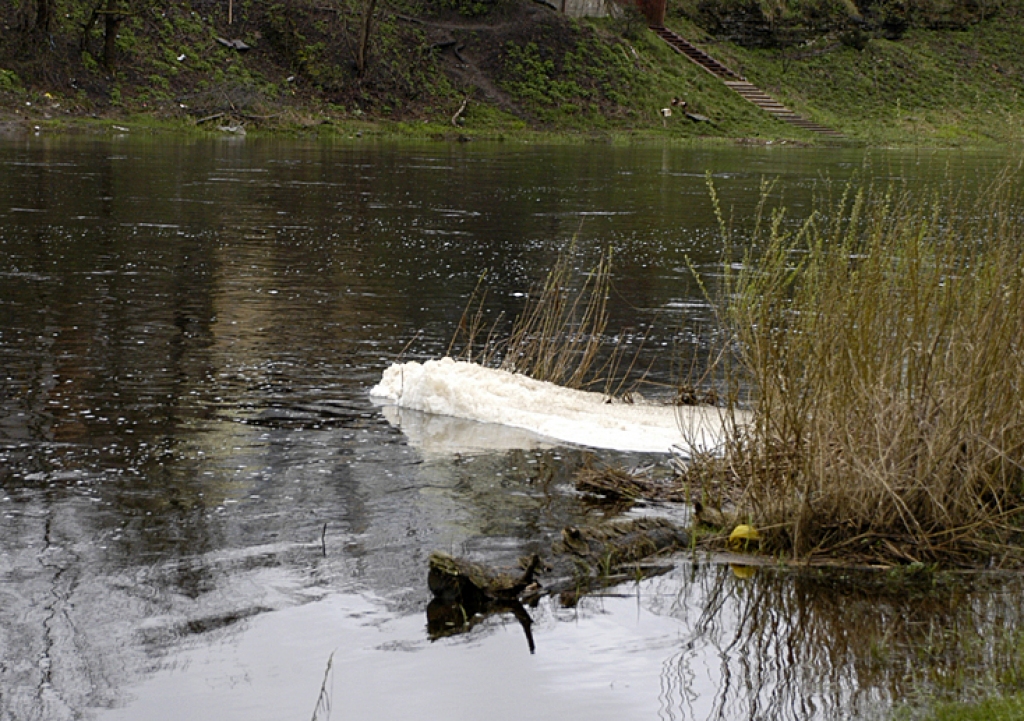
[1, 135, 1019, 721]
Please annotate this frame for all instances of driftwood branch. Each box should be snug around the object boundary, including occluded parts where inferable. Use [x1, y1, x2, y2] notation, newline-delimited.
[451, 95, 469, 126]
[193, 112, 225, 125]
[575, 463, 689, 503]
[425, 519, 688, 651]
[428, 517, 688, 614]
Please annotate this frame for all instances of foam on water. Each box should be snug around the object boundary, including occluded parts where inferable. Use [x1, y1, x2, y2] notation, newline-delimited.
[370, 358, 744, 455]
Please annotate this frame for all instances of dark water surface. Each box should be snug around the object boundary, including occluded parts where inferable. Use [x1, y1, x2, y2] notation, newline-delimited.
[1, 136, 1018, 721]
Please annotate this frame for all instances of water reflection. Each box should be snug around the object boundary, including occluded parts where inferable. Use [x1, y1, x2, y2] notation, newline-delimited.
[646, 564, 1024, 721]
[0, 136, 1017, 721]
[379, 404, 557, 456]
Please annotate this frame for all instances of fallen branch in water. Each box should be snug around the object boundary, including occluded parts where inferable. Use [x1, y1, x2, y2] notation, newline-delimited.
[574, 461, 688, 504]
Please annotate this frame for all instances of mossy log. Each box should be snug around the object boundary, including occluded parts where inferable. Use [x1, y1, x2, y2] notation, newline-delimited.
[426, 518, 689, 648]
[428, 552, 541, 606]
[553, 517, 689, 566]
[428, 518, 689, 608]
[546, 517, 689, 604]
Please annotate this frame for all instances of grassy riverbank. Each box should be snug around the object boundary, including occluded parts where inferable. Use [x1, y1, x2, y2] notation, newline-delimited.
[2, 0, 1023, 145]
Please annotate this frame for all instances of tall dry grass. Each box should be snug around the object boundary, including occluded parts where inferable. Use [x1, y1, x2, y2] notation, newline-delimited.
[689, 167, 1024, 564]
[450, 243, 650, 396]
[501, 245, 614, 389]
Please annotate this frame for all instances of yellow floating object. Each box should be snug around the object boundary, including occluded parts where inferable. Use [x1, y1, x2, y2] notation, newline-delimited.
[728, 524, 761, 551]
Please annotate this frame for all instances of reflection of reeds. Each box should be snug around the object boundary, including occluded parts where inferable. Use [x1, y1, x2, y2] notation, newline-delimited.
[310, 651, 334, 721]
[687, 167, 1024, 564]
[651, 564, 1024, 721]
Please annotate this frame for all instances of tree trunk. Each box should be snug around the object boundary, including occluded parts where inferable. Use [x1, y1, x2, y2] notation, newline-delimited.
[103, 0, 122, 70]
[35, 0, 52, 33]
[356, 0, 377, 76]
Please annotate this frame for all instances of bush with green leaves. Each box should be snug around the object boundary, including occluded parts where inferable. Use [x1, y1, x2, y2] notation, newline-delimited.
[0, 68, 22, 94]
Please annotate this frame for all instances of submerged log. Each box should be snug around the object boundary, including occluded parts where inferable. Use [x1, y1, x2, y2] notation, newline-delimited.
[546, 518, 690, 604]
[553, 517, 690, 567]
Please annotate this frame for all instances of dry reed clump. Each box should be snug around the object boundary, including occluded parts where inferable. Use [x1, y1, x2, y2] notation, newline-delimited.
[449, 243, 651, 397]
[574, 460, 689, 505]
[686, 168, 1024, 566]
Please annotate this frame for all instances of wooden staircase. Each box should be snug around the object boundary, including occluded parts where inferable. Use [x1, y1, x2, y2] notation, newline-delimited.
[650, 25, 843, 138]
[650, 25, 744, 82]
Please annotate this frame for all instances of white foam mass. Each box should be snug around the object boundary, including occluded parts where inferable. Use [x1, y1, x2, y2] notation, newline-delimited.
[370, 358, 745, 455]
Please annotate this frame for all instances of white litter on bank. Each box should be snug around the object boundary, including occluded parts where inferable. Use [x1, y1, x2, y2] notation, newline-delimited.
[370, 357, 745, 455]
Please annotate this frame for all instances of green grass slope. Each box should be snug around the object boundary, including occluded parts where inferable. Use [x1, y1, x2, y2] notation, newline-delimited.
[666, 1, 1024, 145]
